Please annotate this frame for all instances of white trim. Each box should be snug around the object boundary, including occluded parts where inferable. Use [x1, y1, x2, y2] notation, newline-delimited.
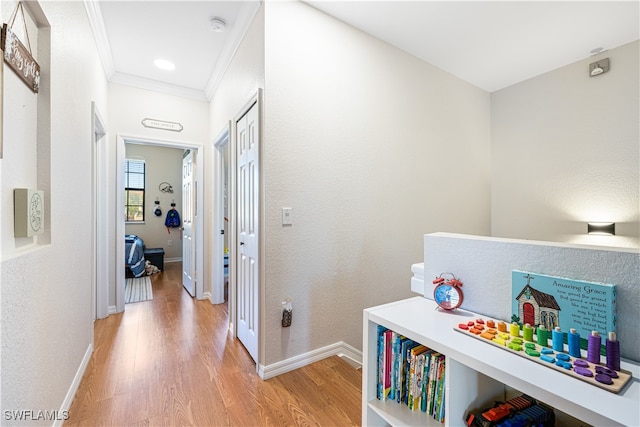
[92, 102, 109, 320]
[164, 257, 182, 264]
[212, 123, 231, 305]
[108, 305, 117, 315]
[258, 341, 363, 380]
[54, 343, 93, 427]
[201, 291, 212, 302]
[110, 73, 208, 102]
[83, 0, 115, 80]
[116, 136, 126, 313]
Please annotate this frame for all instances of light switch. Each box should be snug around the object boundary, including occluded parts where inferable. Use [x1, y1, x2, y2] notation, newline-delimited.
[282, 207, 292, 225]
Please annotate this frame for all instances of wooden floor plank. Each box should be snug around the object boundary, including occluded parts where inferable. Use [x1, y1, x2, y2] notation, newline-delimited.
[66, 262, 362, 426]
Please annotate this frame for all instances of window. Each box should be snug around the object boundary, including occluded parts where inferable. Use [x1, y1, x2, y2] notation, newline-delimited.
[125, 159, 145, 222]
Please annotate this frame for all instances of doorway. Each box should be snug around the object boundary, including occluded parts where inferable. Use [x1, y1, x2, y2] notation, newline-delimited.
[114, 135, 204, 313]
[212, 123, 231, 306]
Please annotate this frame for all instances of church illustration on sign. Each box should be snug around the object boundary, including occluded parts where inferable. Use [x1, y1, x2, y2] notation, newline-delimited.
[514, 273, 561, 330]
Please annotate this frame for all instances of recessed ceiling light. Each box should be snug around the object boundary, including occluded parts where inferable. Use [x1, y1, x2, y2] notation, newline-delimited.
[154, 59, 175, 71]
[210, 17, 226, 32]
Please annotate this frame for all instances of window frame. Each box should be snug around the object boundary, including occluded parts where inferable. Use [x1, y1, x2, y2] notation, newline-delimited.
[124, 158, 146, 223]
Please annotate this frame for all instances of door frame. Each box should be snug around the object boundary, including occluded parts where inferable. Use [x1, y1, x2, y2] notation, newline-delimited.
[232, 89, 264, 369]
[212, 123, 231, 306]
[91, 102, 108, 320]
[115, 134, 205, 313]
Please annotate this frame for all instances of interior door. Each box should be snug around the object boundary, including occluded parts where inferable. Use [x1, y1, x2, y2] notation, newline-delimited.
[236, 102, 259, 362]
[182, 150, 195, 296]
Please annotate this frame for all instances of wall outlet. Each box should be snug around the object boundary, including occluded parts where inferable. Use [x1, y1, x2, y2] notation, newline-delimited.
[167, 239, 173, 246]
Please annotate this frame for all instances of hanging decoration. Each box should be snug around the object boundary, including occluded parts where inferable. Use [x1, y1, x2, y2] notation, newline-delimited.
[159, 182, 174, 193]
[1, 2, 40, 93]
[153, 199, 162, 217]
[165, 202, 181, 233]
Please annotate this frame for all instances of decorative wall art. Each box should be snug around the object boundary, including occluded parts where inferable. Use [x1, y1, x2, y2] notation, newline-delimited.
[14, 188, 45, 237]
[511, 270, 616, 346]
[1, 2, 40, 93]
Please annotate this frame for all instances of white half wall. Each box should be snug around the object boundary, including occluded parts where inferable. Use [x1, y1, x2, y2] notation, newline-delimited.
[422, 233, 639, 362]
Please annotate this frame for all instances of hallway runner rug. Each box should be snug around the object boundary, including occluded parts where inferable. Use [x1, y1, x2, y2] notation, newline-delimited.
[125, 276, 153, 304]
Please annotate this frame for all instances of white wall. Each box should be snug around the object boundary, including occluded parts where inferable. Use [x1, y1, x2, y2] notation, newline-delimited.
[125, 144, 184, 261]
[491, 41, 640, 249]
[262, 1, 492, 365]
[1, 0, 108, 421]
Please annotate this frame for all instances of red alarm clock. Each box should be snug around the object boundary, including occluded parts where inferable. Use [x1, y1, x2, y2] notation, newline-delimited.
[433, 273, 464, 311]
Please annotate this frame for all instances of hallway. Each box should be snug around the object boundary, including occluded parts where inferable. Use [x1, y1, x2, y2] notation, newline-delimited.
[66, 262, 362, 426]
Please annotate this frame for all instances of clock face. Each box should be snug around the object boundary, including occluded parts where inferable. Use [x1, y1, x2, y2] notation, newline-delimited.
[30, 192, 43, 232]
[434, 284, 463, 310]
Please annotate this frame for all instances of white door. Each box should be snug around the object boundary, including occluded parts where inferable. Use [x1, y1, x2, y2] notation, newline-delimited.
[182, 150, 195, 296]
[237, 103, 259, 362]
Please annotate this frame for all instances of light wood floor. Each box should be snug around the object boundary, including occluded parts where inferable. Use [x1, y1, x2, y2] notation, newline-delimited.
[66, 262, 362, 426]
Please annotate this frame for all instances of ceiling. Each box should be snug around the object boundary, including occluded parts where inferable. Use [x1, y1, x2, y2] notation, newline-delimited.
[85, 1, 261, 101]
[87, 1, 640, 101]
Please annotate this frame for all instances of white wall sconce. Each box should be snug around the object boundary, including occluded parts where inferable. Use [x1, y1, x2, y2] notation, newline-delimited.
[587, 222, 615, 235]
[589, 58, 610, 77]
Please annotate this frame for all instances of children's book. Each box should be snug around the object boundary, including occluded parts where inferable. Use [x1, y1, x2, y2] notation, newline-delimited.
[420, 350, 434, 413]
[389, 332, 400, 401]
[395, 336, 412, 402]
[433, 356, 446, 420]
[426, 352, 442, 415]
[398, 338, 415, 403]
[382, 329, 393, 400]
[403, 342, 422, 405]
[376, 325, 387, 400]
[407, 345, 427, 410]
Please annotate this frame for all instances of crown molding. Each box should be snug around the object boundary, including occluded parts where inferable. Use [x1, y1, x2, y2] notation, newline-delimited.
[83, 0, 116, 80]
[110, 72, 208, 102]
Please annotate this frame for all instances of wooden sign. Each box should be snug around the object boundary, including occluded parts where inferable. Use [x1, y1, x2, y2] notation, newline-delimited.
[1, 23, 40, 93]
[141, 118, 184, 132]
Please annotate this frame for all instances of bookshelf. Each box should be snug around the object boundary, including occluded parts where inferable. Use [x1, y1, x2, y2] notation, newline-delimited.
[362, 297, 640, 426]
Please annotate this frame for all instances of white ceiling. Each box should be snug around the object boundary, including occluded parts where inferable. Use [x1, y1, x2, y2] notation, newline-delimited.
[85, 0, 261, 101]
[87, 1, 640, 100]
[307, 1, 640, 92]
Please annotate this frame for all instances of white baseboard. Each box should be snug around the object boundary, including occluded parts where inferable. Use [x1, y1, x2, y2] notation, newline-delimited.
[165, 257, 182, 263]
[200, 291, 212, 302]
[108, 305, 117, 315]
[55, 343, 93, 427]
[258, 341, 362, 380]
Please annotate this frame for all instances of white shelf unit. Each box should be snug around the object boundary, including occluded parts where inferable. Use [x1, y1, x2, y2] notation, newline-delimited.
[362, 297, 640, 427]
